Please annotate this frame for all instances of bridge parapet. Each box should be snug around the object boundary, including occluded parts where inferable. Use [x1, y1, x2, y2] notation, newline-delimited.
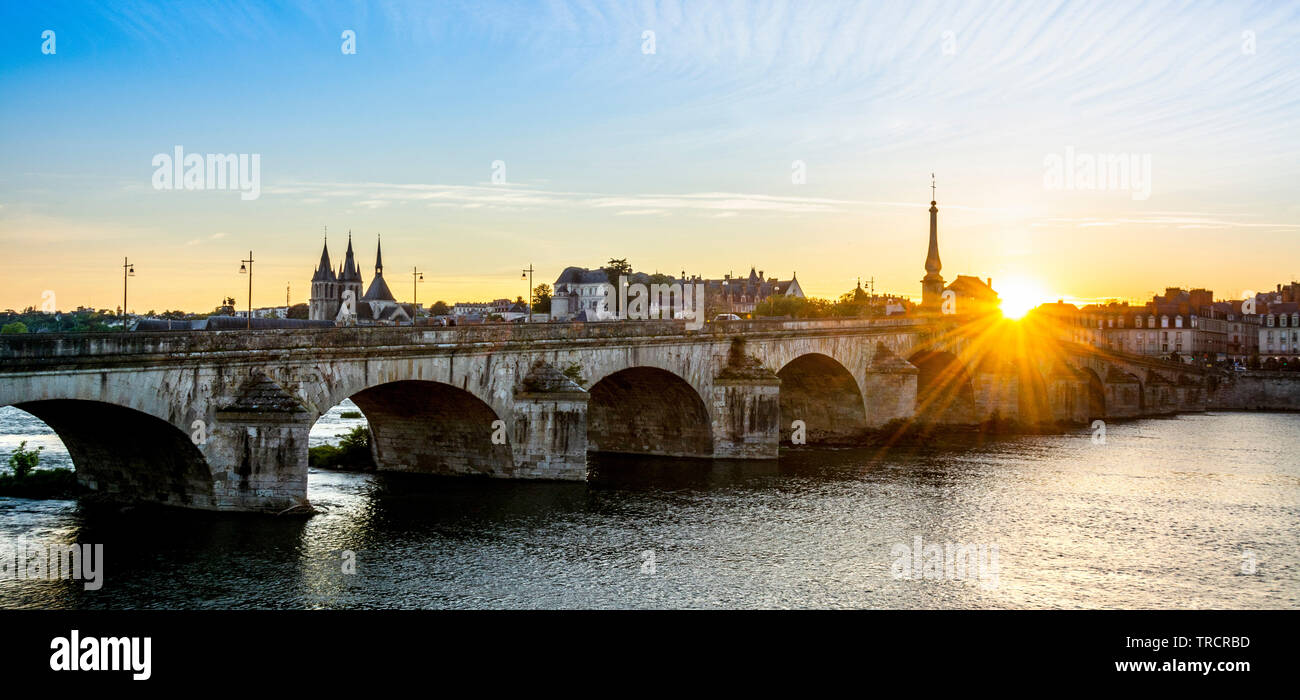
[0, 317, 930, 370]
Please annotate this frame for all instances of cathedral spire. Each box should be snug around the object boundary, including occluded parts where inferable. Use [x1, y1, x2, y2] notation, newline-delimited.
[340, 230, 362, 282]
[374, 234, 383, 276]
[312, 234, 334, 281]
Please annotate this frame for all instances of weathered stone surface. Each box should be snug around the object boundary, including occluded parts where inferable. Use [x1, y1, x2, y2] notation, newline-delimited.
[1208, 371, 1300, 410]
[861, 342, 918, 428]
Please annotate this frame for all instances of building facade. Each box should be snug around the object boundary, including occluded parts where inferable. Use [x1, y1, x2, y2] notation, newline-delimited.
[549, 267, 803, 321]
[1052, 287, 1267, 363]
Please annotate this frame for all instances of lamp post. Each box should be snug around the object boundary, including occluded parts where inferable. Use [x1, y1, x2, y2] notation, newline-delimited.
[412, 266, 424, 326]
[521, 264, 534, 323]
[121, 257, 135, 331]
[239, 251, 254, 330]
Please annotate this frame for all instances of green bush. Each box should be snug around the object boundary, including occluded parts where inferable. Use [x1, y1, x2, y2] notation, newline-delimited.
[7, 440, 43, 479]
[0, 468, 78, 498]
[0, 442, 75, 499]
[308, 426, 374, 470]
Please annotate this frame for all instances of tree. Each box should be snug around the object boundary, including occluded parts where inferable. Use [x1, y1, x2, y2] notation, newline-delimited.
[307, 426, 373, 470]
[603, 258, 633, 278]
[287, 303, 309, 319]
[430, 301, 450, 316]
[7, 441, 43, 479]
[1, 322, 28, 334]
[754, 295, 831, 319]
[602, 259, 633, 315]
[532, 284, 552, 313]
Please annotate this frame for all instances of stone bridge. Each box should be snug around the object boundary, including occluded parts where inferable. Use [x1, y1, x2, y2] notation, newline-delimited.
[0, 317, 1221, 512]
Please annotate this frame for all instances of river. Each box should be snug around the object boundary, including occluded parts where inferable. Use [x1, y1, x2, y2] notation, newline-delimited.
[0, 404, 1296, 609]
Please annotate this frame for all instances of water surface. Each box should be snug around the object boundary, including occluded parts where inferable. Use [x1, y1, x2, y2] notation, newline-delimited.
[0, 406, 1296, 609]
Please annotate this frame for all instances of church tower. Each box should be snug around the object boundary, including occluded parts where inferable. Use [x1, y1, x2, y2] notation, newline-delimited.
[309, 235, 338, 321]
[920, 174, 945, 309]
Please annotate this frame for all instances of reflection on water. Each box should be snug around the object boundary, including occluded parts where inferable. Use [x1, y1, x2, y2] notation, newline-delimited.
[0, 407, 1297, 609]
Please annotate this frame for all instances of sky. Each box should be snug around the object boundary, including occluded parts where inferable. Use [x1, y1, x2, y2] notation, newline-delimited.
[1, 0, 1298, 314]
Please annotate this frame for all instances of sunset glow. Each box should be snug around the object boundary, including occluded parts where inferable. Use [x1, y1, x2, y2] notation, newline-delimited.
[997, 277, 1051, 319]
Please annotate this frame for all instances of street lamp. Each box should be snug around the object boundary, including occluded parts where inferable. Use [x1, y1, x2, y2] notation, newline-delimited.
[521, 264, 534, 323]
[121, 257, 135, 331]
[239, 251, 254, 330]
[412, 267, 424, 326]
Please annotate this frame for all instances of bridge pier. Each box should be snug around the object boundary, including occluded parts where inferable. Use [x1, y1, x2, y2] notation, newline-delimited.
[861, 342, 918, 427]
[972, 362, 1020, 423]
[511, 362, 590, 479]
[1101, 368, 1144, 419]
[208, 374, 313, 512]
[710, 345, 781, 458]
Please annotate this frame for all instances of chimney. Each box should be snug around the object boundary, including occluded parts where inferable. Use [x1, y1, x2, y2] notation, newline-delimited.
[987, 277, 993, 288]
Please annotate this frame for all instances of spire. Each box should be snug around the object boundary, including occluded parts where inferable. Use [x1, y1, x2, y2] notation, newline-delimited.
[920, 174, 946, 309]
[312, 235, 335, 282]
[925, 173, 942, 276]
[340, 230, 362, 282]
[312, 236, 332, 278]
[374, 234, 383, 276]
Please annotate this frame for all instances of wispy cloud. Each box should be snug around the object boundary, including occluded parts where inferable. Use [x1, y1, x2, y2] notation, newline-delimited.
[263, 180, 1008, 216]
[186, 231, 227, 246]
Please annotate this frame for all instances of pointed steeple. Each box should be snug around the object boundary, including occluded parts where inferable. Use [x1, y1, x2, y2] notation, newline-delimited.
[312, 235, 335, 282]
[340, 230, 362, 282]
[925, 173, 941, 275]
[361, 234, 395, 303]
[920, 174, 946, 309]
[374, 234, 383, 276]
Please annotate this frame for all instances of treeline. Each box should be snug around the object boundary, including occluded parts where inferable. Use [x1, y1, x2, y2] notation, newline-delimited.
[752, 292, 913, 319]
[1, 308, 124, 334]
[0, 303, 314, 333]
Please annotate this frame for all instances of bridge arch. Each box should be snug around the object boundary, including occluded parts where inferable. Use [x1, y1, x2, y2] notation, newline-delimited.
[1078, 366, 1106, 420]
[587, 367, 712, 457]
[907, 350, 976, 423]
[776, 353, 866, 442]
[8, 400, 215, 507]
[326, 379, 515, 476]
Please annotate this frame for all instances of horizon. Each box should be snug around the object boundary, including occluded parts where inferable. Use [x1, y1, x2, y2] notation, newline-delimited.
[2, 1, 1298, 313]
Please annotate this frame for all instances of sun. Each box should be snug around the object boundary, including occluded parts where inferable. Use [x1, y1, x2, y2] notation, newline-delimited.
[997, 277, 1050, 320]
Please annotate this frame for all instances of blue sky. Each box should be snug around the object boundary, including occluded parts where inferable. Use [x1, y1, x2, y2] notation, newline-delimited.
[2, 0, 1298, 312]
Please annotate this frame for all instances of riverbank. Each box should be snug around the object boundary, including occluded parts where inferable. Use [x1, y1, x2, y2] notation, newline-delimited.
[0, 468, 78, 499]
